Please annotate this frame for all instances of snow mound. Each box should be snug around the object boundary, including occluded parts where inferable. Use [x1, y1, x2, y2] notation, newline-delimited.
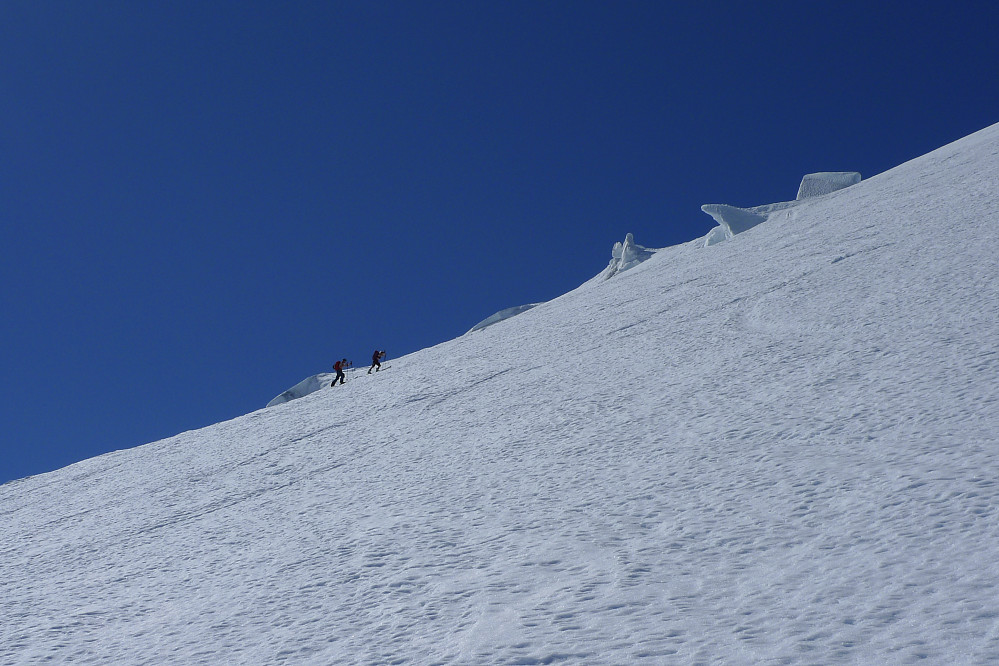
[796, 171, 861, 200]
[266, 373, 332, 407]
[467, 303, 542, 334]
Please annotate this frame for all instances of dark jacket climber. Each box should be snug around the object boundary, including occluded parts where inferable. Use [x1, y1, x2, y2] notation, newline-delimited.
[368, 350, 386, 374]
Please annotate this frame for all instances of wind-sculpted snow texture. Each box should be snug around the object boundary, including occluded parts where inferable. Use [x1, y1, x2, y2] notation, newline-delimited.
[2, 124, 999, 664]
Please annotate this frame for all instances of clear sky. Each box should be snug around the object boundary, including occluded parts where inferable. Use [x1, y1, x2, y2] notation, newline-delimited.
[2, 1, 997, 485]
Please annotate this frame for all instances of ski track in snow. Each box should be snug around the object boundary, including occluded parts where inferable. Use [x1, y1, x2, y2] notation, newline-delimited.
[2, 126, 999, 664]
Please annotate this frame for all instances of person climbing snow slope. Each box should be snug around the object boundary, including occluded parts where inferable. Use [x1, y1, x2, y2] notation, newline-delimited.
[331, 358, 347, 386]
[368, 350, 386, 374]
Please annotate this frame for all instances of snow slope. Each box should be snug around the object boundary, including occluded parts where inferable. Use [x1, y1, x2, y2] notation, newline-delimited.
[2, 123, 998, 664]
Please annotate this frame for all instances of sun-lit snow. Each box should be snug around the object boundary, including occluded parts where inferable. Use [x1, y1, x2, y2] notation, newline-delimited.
[2, 124, 997, 664]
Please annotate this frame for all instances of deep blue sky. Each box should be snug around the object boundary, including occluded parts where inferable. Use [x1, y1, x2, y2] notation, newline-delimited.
[2, 1, 997, 484]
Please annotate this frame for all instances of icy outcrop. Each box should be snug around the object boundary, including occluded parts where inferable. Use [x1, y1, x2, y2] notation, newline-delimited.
[598, 233, 657, 280]
[700, 201, 798, 247]
[267, 373, 331, 407]
[700, 171, 861, 246]
[796, 171, 861, 200]
[467, 303, 542, 334]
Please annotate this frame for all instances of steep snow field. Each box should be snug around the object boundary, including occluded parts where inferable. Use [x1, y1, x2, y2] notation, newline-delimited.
[2, 124, 998, 664]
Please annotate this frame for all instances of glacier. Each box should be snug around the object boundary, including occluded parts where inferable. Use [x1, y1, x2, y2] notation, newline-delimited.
[1, 124, 997, 664]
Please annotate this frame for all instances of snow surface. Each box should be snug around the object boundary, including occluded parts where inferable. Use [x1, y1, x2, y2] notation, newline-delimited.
[2, 124, 999, 664]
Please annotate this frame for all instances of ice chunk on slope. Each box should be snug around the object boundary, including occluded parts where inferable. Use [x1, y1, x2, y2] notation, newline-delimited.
[700, 171, 860, 246]
[700, 201, 797, 246]
[266, 373, 334, 407]
[598, 232, 657, 280]
[796, 171, 861, 200]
